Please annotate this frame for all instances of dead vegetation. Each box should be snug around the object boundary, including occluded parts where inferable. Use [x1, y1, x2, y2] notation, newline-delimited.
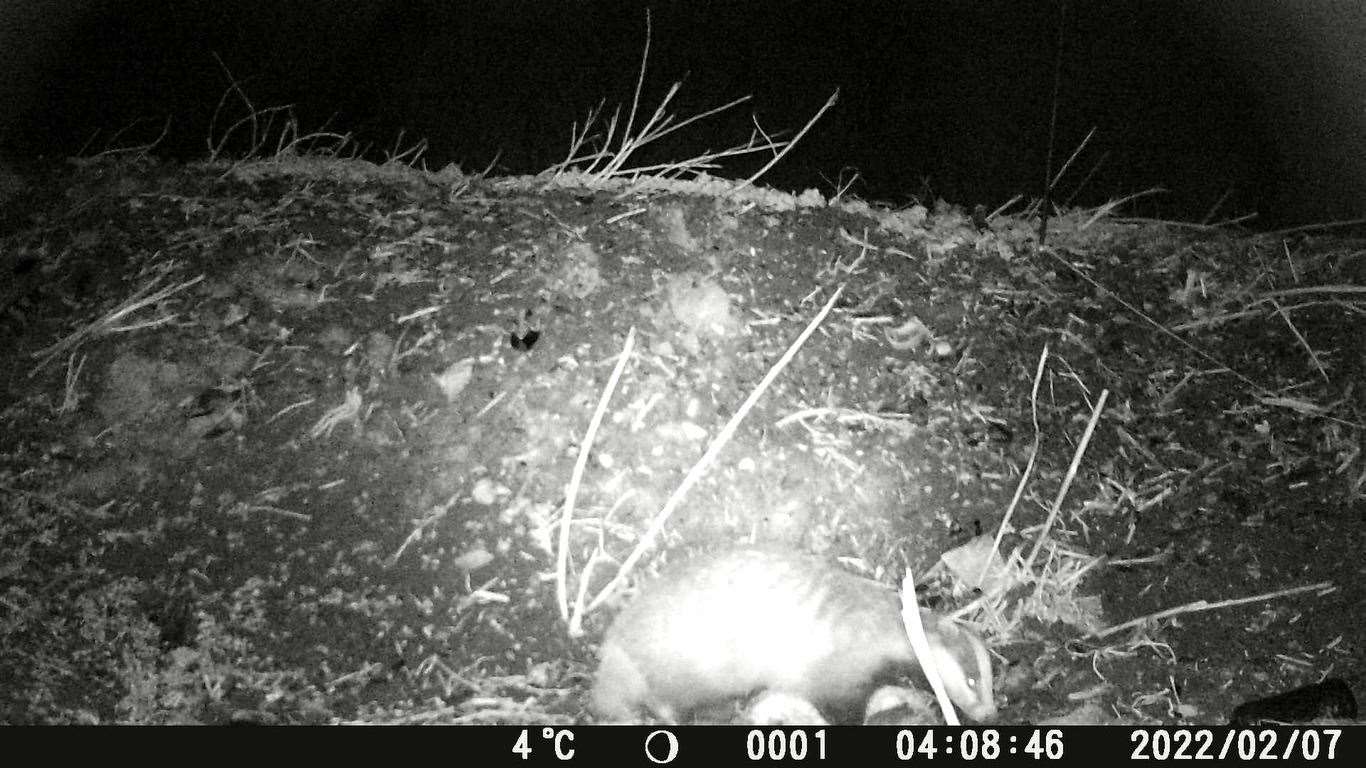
[0, 32, 1362, 726]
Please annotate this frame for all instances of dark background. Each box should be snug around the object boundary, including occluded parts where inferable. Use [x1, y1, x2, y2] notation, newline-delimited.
[2, 0, 1363, 227]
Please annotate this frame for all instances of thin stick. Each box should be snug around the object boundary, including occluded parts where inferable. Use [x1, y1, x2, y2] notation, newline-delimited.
[1080, 187, 1166, 231]
[558, 327, 636, 623]
[1061, 150, 1109, 208]
[604, 91, 754, 180]
[1167, 309, 1263, 332]
[730, 90, 839, 196]
[1261, 284, 1366, 299]
[584, 285, 845, 614]
[1089, 581, 1334, 639]
[1037, 0, 1069, 246]
[616, 10, 653, 170]
[1036, 245, 1270, 396]
[1282, 241, 1301, 284]
[1112, 215, 1254, 231]
[30, 272, 204, 376]
[59, 352, 86, 414]
[1205, 212, 1259, 228]
[1263, 217, 1366, 238]
[979, 345, 1049, 586]
[988, 194, 1023, 221]
[1269, 297, 1329, 384]
[1050, 126, 1096, 190]
[1200, 186, 1235, 226]
[570, 494, 632, 634]
[900, 570, 959, 725]
[1024, 389, 1109, 571]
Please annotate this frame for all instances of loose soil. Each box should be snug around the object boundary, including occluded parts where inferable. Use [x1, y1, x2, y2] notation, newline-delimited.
[0, 154, 1360, 724]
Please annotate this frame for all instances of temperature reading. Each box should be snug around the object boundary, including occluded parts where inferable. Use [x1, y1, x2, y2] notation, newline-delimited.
[511, 728, 575, 761]
[544, 728, 575, 760]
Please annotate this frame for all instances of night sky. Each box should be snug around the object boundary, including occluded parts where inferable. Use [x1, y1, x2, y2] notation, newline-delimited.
[1, 0, 1363, 227]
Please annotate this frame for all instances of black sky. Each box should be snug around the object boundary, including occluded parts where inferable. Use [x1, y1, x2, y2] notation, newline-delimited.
[1, 0, 1362, 227]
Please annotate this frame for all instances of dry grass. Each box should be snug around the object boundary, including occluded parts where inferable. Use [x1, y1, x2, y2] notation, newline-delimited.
[541, 11, 836, 199]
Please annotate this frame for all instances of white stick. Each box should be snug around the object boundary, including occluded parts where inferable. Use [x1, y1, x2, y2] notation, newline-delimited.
[900, 571, 958, 726]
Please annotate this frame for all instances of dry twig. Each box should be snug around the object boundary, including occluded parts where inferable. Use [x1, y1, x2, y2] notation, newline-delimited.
[980, 344, 1049, 586]
[1090, 581, 1335, 640]
[558, 327, 636, 625]
[900, 569, 961, 726]
[30, 271, 204, 376]
[1024, 389, 1110, 571]
[582, 285, 845, 618]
